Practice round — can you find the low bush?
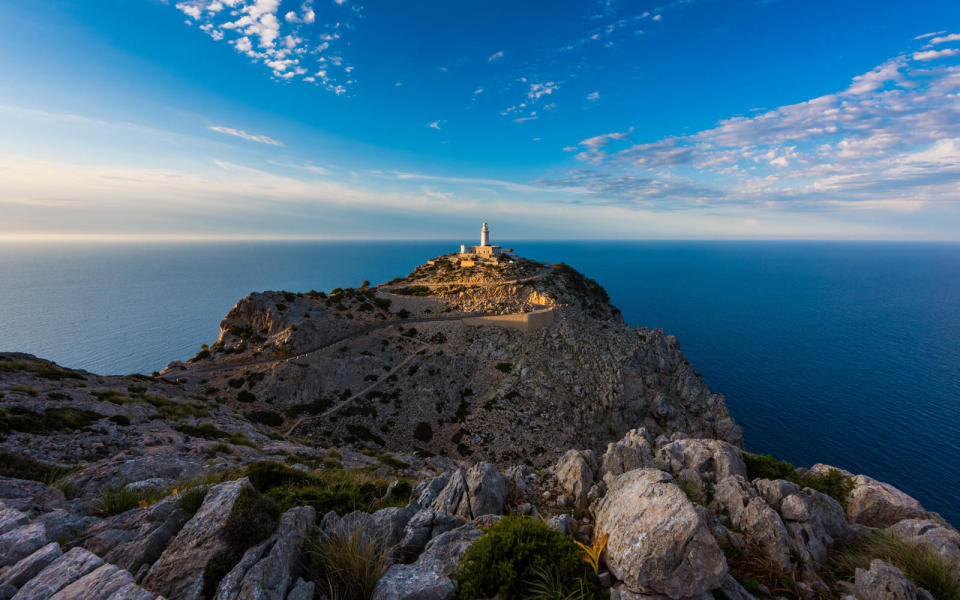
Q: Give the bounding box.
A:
[245,461,409,515]
[0,451,72,482]
[285,397,334,417]
[245,410,284,427]
[452,516,603,600]
[305,520,389,600]
[0,406,102,436]
[237,390,257,403]
[0,359,84,381]
[175,422,230,440]
[98,486,142,516]
[177,485,209,515]
[495,362,512,373]
[413,421,433,443]
[829,531,960,600]
[743,452,854,504]
[11,385,39,397]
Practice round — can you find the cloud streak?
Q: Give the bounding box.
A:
[208,125,283,145]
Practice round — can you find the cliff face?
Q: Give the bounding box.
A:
[162,256,741,465]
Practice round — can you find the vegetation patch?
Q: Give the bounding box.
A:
[305,519,389,600]
[0,359,85,381]
[828,531,960,600]
[743,452,854,504]
[11,385,39,397]
[285,397,334,417]
[452,516,603,600]
[245,461,411,515]
[0,451,74,483]
[392,285,433,296]
[0,406,102,436]
[413,421,433,443]
[495,362,512,373]
[175,422,230,440]
[245,410,284,427]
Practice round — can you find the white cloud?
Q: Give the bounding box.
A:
[488,50,504,62]
[528,82,558,100]
[579,129,631,149]
[914,48,960,61]
[473,88,484,94]
[930,33,960,45]
[652,14,661,21]
[428,120,446,130]
[171,0,355,93]
[208,125,283,145]
[587,91,600,101]
[915,31,945,40]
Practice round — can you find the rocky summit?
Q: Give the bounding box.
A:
[0,254,957,600]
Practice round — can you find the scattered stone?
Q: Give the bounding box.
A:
[655,438,747,488]
[0,542,61,588]
[12,546,104,600]
[47,563,135,600]
[430,463,507,519]
[854,559,927,600]
[599,428,656,481]
[552,450,595,511]
[372,523,482,600]
[0,522,48,568]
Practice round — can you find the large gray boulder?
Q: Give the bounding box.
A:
[552,450,595,511]
[713,475,793,571]
[595,469,727,598]
[371,523,482,600]
[0,504,29,536]
[215,505,315,600]
[141,477,254,600]
[0,478,64,514]
[0,543,61,588]
[396,509,465,561]
[835,470,928,527]
[779,488,850,564]
[11,546,103,600]
[430,463,507,519]
[82,496,189,577]
[854,559,932,600]
[599,428,656,481]
[655,438,747,489]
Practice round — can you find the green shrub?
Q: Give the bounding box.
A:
[177,486,209,515]
[203,486,279,597]
[829,531,960,600]
[397,309,410,319]
[98,486,142,516]
[108,414,131,426]
[743,452,854,504]
[414,421,433,443]
[245,410,284,427]
[175,422,230,440]
[452,516,603,600]
[0,359,84,380]
[11,385,39,397]
[0,451,72,482]
[245,461,408,515]
[189,348,210,363]
[237,390,256,403]
[0,406,102,436]
[228,432,258,448]
[285,397,334,417]
[495,362,512,373]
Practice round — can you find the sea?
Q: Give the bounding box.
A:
[1,240,958,524]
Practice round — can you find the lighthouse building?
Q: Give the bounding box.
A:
[459,221,502,260]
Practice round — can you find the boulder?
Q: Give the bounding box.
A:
[546,514,575,537]
[0,504,29,536]
[430,463,507,519]
[599,428,656,481]
[11,546,103,600]
[714,574,759,600]
[854,559,931,600]
[141,477,254,600]
[779,488,850,564]
[285,578,314,600]
[371,504,419,550]
[47,564,135,600]
[0,523,48,568]
[371,523,482,600]
[552,450,595,511]
[397,509,465,561]
[0,478,64,514]
[82,496,189,576]
[845,474,928,527]
[595,469,727,598]
[752,479,800,511]
[0,543,61,588]
[33,510,95,545]
[713,475,792,571]
[887,519,960,577]
[655,438,747,488]
[102,582,157,600]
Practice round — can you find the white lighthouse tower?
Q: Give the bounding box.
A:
[459,221,502,260]
[480,221,489,247]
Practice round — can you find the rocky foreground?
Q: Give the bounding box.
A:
[0,254,958,600]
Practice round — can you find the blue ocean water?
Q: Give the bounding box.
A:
[0,241,958,524]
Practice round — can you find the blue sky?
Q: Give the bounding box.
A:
[2,0,960,240]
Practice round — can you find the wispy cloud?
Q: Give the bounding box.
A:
[555,44,960,213]
[209,125,283,145]
[488,50,504,62]
[914,48,960,61]
[427,120,446,130]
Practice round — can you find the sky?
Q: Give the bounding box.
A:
[1,0,960,241]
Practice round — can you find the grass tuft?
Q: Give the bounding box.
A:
[305,523,389,600]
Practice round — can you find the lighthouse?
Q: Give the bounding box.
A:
[481,221,489,247]
[458,221,502,260]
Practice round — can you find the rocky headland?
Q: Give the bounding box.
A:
[0,253,957,600]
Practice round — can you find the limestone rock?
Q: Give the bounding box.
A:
[655,438,747,488]
[887,519,960,577]
[104,582,158,600]
[752,478,801,511]
[595,469,727,598]
[0,523,48,568]
[0,543,61,588]
[0,478,64,514]
[599,428,656,481]
[284,578,314,600]
[854,559,927,600]
[372,523,482,600]
[713,475,793,571]
[0,505,29,536]
[82,496,189,576]
[714,574,759,600]
[846,474,928,527]
[552,450,595,511]
[232,506,315,600]
[12,546,104,600]
[47,563,135,600]
[546,514,575,537]
[141,477,254,600]
[397,509,465,561]
[430,463,507,519]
